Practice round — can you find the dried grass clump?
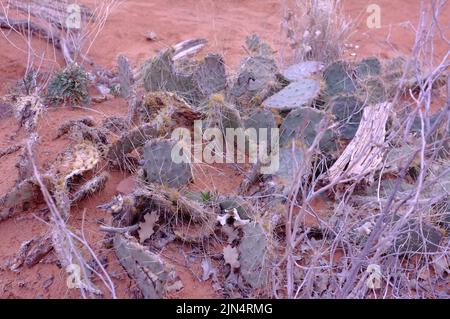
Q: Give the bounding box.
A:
[282,0,354,64]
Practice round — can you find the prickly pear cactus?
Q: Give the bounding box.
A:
[244,108,276,147]
[357,77,387,104]
[142,49,226,106]
[329,95,364,140]
[323,61,356,97]
[245,34,274,57]
[280,107,336,154]
[193,54,228,99]
[143,139,192,188]
[117,54,135,99]
[238,223,269,289]
[282,61,324,82]
[228,55,280,109]
[205,94,243,132]
[262,78,322,111]
[271,141,305,187]
[382,56,419,95]
[354,57,381,79]
[114,234,171,299]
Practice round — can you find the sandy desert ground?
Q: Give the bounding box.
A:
[0,0,448,299]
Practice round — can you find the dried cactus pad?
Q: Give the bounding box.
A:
[262,79,321,111]
[280,107,336,154]
[323,61,356,96]
[143,139,192,188]
[114,234,170,298]
[282,61,324,81]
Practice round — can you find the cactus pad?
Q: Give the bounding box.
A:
[329,95,364,140]
[143,139,192,188]
[282,61,324,82]
[323,61,356,96]
[280,107,336,154]
[262,79,321,111]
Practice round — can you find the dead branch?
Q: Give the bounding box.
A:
[7,0,93,29]
[328,102,392,184]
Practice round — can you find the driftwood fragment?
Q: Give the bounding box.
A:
[328,102,392,184]
[8,0,93,29]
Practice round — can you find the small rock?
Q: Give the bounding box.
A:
[145,31,157,41]
[92,95,107,103]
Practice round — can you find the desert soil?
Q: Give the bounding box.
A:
[0,0,448,299]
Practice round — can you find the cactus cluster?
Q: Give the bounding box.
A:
[228,56,281,109]
[142,49,226,106]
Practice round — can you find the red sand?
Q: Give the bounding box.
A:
[0,0,448,299]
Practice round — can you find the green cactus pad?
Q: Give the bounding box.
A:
[262,79,321,111]
[355,57,381,79]
[143,139,192,188]
[282,61,324,82]
[329,95,364,140]
[323,61,356,96]
[280,107,336,154]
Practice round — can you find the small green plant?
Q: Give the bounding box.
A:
[47,63,91,106]
[200,191,212,203]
